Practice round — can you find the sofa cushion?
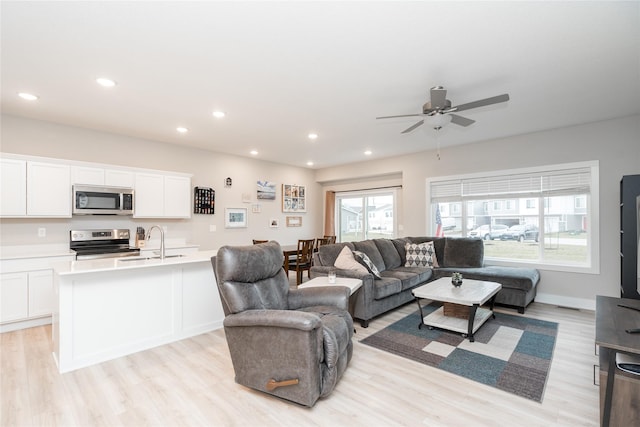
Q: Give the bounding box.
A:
[334,246,368,274]
[353,250,382,279]
[409,236,446,264]
[352,240,386,272]
[404,242,439,268]
[372,277,403,299]
[318,243,354,267]
[381,267,433,291]
[391,238,410,264]
[443,238,484,268]
[437,266,539,292]
[374,239,402,270]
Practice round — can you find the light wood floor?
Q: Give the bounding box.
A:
[1,300,599,426]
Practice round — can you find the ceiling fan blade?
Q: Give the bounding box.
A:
[453,94,510,112]
[430,86,447,108]
[401,120,424,134]
[376,113,422,120]
[449,114,475,127]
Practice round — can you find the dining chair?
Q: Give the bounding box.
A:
[252,239,268,244]
[286,239,315,285]
[315,237,331,251]
[324,235,337,244]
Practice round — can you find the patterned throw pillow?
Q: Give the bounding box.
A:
[404,241,439,268]
[334,246,369,274]
[353,250,382,279]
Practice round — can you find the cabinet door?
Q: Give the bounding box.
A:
[0,158,27,216]
[105,170,134,188]
[134,172,165,217]
[28,270,53,318]
[27,161,71,217]
[0,272,29,323]
[71,166,104,185]
[164,175,191,218]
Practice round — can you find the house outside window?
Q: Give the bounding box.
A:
[427,161,599,273]
[336,189,397,242]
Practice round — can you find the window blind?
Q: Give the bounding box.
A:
[430,166,591,202]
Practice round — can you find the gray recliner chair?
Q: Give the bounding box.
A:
[212,241,353,407]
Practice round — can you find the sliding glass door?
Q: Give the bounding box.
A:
[336,190,396,242]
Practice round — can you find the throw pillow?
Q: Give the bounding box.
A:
[353,250,382,279]
[334,246,369,274]
[404,241,439,268]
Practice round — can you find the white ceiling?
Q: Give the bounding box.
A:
[2,1,639,169]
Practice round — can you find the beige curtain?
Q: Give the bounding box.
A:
[324,191,336,237]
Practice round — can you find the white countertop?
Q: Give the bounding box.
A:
[53,249,218,276]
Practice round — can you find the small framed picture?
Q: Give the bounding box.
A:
[286,216,302,227]
[270,218,279,228]
[225,207,248,228]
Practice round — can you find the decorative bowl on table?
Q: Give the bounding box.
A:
[451,272,463,287]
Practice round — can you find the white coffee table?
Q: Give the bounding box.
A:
[298,277,363,316]
[412,277,502,342]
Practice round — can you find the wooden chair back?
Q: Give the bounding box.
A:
[297,239,315,265]
[324,235,337,244]
[252,239,268,244]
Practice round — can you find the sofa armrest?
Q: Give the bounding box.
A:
[288,286,350,311]
[223,309,322,331]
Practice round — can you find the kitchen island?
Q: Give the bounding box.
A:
[52,250,223,373]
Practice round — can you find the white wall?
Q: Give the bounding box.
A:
[315,115,640,309]
[0,114,322,249]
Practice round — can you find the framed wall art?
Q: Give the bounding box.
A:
[286,216,302,227]
[282,184,306,212]
[225,207,248,228]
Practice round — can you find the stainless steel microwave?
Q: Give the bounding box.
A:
[72,185,134,215]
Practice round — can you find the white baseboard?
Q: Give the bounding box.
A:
[0,316,52,333]
[535,292,595,311]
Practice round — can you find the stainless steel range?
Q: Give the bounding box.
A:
[70,229,140,260]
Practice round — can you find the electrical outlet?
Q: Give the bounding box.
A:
[209,225,216,232]
[38,227,46,237]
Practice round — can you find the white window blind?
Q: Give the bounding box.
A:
[431,167,591,202]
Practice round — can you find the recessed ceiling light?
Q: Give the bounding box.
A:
[176,127,188,134]
[96,77,117,88]
[212,111,226,118]
[250,150,258,155]
[306,161,314,166]
[18,92,38,101]
[308,133,318,140]
[364,150,372,156]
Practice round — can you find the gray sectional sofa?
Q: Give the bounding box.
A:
[310,236,540,328]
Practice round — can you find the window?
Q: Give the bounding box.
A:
[428,162,599,272]
[336,189,397,242]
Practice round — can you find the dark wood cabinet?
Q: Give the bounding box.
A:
[620,175,640,300]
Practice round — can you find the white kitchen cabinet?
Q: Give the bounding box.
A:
[1,270,54,323]
[28,270,54,318]
[71,166,104,185]
[105,169,134,187]
[72,166,134,188]
[27,161,71,217]
[0,158,27,216]
[0,272,29,323]
[164,175,191,218]
[135,173,191,218]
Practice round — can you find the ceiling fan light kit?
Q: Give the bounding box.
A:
[376,86,510,133]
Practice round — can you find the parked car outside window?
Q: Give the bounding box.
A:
[500,224,539,242]
[468,224,508,240]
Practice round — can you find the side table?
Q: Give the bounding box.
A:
[298,277,362,317]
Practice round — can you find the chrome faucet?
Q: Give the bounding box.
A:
[146,225,165,259]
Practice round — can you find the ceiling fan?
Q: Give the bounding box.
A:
[376,86,510,133]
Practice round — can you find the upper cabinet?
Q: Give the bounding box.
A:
[0,158,27,216]
[134,173,191,218]
[72,166,134,188]
[1,153,191,219]
[27,161,71,217]
[1,158,70,218]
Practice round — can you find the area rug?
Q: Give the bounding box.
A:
[360,305,558,402]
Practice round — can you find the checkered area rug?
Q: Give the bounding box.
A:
[360,304,558,402]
